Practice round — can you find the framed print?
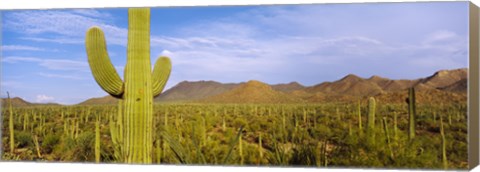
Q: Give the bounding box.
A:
[1,1,479,171]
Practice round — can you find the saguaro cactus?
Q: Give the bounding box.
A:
[95,116,101,163]
[407,87,416,141]
[367,97,376,142]
[7,92,15,154]
[239,135,244,165]
[393,112,398,142]
[357,100,362,131]
[86,8,171,164]
[440,114,448,169]
[258,133,263,163]
[382,117,394,159]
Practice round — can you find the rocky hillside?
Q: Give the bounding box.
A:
[201,80,305,104]
[271,82,305,92]
[1,97,61,107]
[154,80,240,102]
[305,74,385,97]
[77,95,118,105]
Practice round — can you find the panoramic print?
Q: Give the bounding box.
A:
[1,2,470,170]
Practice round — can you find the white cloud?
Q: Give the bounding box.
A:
[152,34,389,76]
[1,81,24,88]
[5,10,127,46]
[36,94,55,103]
[71,9,112,18]
[39,59,88,71]
[178,22,256,39]
[38,72,87,80]
[160,50,173,57]
[145,7,399,80]
[424,30,458,44]
[409,56,463,69]
[2,6,468,87]
[2,45,46,51]
[419,30,466,53]
[20,37,84,44]
[2,56,43,63]
[147,6,467,83]
[2,56,89,71]
[5,11,101,35]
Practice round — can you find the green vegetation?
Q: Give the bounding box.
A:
[1,98,468,169]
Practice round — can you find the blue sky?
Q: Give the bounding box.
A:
[1,2,469,105]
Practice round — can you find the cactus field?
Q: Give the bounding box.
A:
[1,96,468,169]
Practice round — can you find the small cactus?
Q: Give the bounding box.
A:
[382,117,394,159]
[407,87,416,141]
[162,110,169,160]
[357,100,362,131]
[33,135,42,158]
[85,8,171,163]
[239,135,244,165]
[7,92,15,154]
[258,133,263,163]
[95,116,101,163]
[393,112,398,142]
[348,120,352,136]
[303,108,307,124]
[440,114,448,169]
[202,116,207,146]
[155,139,162,163]
[222,116,226,132]
[23,113,28,131]
[367,97,376,142]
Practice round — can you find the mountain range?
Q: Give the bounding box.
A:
[0,97,62,107]
[2,68,468,106]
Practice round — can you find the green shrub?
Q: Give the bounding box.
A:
[289,144,317,166]
[56,137,77,161]
[42,133,60,154]
[14,131,33,148]
[75,131,95,161]
[233,118,248,129]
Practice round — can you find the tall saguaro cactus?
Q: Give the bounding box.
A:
[86,8,172,164]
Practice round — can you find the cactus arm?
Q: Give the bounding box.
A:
[152,56,172,97]
[86,27,124,98]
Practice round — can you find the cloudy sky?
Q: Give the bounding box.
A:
[1,2,469,105]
